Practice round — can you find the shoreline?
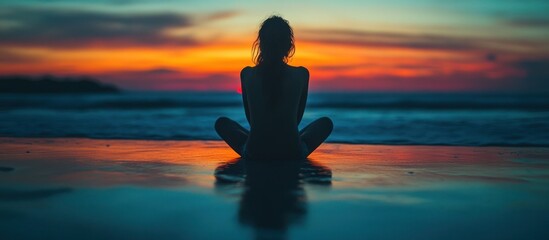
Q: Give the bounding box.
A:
[2,137,548,167]
[1,136,548,148]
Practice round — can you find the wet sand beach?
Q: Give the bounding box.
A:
[1,138,548,240]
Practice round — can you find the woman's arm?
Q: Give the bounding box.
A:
[297,67,310,125]
[240,67,252,124]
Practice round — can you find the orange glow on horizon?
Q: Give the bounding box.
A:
[0,32,532,92]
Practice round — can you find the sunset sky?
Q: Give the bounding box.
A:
[0,0,548,92]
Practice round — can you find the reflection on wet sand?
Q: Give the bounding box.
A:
[215,159,331,239]
[1,138,548,239]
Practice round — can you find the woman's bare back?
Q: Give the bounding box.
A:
[240,65,309,159]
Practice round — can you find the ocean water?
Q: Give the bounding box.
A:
[0,92,548,146]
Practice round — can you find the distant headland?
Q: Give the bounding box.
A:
[0,75,120,94]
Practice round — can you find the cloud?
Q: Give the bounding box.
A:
[309,74,506,92]
[0,7,237,48]
[0,49,42,63]
[309,59,549,93]
[301,28,481,51]
[300,27,549,54]
[485,53,497,62]
[511,59,549,92]
[203,10,240,21]
[96,68,238,91]
[148,74,238,91]
[506,18,549,28]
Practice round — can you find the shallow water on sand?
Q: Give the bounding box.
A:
[1,138,549,240]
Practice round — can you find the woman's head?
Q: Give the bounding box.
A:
[252,16,294,106]
[253,15,295,65]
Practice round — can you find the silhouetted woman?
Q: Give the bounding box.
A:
[215,15,333,160]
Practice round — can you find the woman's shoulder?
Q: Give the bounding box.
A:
[287,65,309,81]
[240,66,254,84]
[287,65,308,72]
[240,66,254,76]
